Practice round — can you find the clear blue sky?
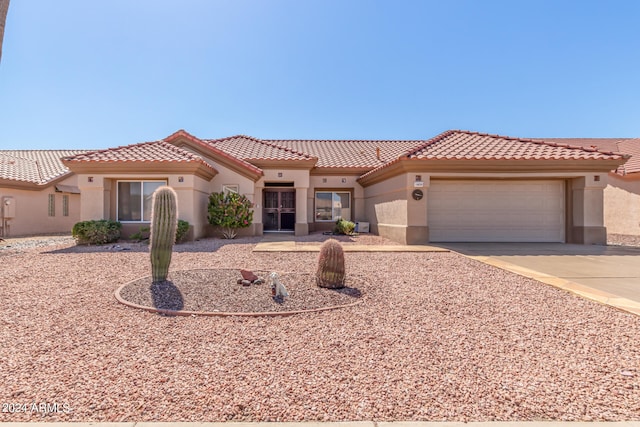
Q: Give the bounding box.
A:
[1,0,639,150]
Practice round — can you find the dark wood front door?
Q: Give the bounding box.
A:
[263,190,295,231]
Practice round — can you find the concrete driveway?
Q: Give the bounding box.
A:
[436,243,640,316]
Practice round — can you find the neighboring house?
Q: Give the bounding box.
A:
[544,138,640,236]
[0,150,87,236]
[0,129,630,244]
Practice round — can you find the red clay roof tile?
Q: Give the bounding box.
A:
[205,135,316,162]
[0,150,88,185]
[406,131,627,161]
[359,130,629,181]
[544,137,640,175]
[164,130,264,176]
[263,139,423,168]
[62,141,216,173]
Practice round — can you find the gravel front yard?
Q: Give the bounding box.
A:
[1,235,639,422]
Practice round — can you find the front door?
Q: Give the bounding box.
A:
[263,190,296,231]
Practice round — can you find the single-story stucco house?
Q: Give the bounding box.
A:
[0,129,634,245]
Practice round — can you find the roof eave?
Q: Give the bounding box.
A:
[61,160,218,181]
[311,166,374,176]
[247,158,318,169]
[165,132,264,181]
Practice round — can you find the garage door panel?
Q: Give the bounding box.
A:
[428,180,565,242]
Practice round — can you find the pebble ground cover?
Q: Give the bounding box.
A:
[0,234,639,422]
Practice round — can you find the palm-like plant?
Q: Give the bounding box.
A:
[0,0,10,63]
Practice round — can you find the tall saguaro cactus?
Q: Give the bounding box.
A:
[316,239,346,289]
[149,186,178,283]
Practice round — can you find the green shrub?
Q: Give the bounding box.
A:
[176,219,190,243]
[130,220,189,244]
[130,226,150,242]
[207,191,254,239]
[72,220,122,245]
[334,218,355,235]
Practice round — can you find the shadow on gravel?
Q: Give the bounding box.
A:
[332,287,362,298]
[150,280,184,312]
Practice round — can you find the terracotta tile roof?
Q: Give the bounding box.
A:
[62,141,215,173]
[359,130,629,181]
[162,130,264,177]
[205,135,315,162]
[544,138,640,175]
[0,150,88,185]
[617,139,640,175]
[406,131,627,160]
[265,139,424,168]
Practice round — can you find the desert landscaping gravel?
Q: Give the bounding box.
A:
[1,234,639,422]
[118,269,363,313]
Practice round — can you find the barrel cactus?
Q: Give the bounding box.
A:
[316,239,346,289]
[149,186,178,283]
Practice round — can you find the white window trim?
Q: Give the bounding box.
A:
[116,180,167,223]
[314,191,351,222]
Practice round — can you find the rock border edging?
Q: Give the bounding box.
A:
[114,269,364,317]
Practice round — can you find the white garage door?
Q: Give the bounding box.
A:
[428,180,565,242]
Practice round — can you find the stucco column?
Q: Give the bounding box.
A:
[78,175,106,221]
[295,187,309,236]
[406,175,429,244]
[570,175,607,244]
[253,183,264,235]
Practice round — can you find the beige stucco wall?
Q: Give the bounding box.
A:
[308,174,364,232]
[205,163,257,237]
[362,170,609,245]
[604,173,640,236]
[77,172,217,240]
[0,175,80,237]
[362,173,413,243]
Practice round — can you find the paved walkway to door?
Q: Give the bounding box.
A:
[437,242,640,316]
[254,233,448,252]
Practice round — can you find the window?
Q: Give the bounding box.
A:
[222,185,239,195]
[117,181,166,222]
[62,195,69,217]
[48,194,55,217]
[315,191,351,221]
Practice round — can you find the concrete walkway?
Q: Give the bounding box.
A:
[254,235,448,253]
[438,242,640,316]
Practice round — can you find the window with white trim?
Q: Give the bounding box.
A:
[315,191,351,221]
[117,181,166,222]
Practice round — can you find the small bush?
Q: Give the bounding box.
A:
[72,220,122,245]
[334,218,355,235]
[207,191,253,239]
[176,219,190,243]
[130,226,150,242]
[130,220,189,243]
